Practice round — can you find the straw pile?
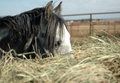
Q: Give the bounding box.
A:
[0,35,120,83]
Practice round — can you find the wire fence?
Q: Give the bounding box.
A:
[63,11,120,38]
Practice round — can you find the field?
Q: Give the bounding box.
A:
[66,20,120,38]
[0,35,120,83]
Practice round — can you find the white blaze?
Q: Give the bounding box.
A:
[55,24,72,54]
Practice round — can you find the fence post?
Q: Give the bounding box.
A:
[114,22,116,35]
[89,14,93,35]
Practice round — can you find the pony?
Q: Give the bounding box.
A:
[0,1,72,58]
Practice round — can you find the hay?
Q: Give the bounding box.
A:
[0,36,120,83]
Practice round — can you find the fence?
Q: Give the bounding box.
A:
[63,11,120,38]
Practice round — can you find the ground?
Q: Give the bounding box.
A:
[0,35,120,83]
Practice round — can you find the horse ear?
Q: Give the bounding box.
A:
[45,1,53,18]
[54,1,62,16]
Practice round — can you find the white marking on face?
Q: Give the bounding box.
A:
[55,24,72,54]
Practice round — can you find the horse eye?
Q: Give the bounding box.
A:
[55,41,61,47]
[41,33,45,37]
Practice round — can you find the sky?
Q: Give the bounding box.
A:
[0,0,120,19]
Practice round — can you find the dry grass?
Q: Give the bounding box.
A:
[0,35,120,83]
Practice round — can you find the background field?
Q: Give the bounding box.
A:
[66,20,120,39]
[64,12,120,40]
